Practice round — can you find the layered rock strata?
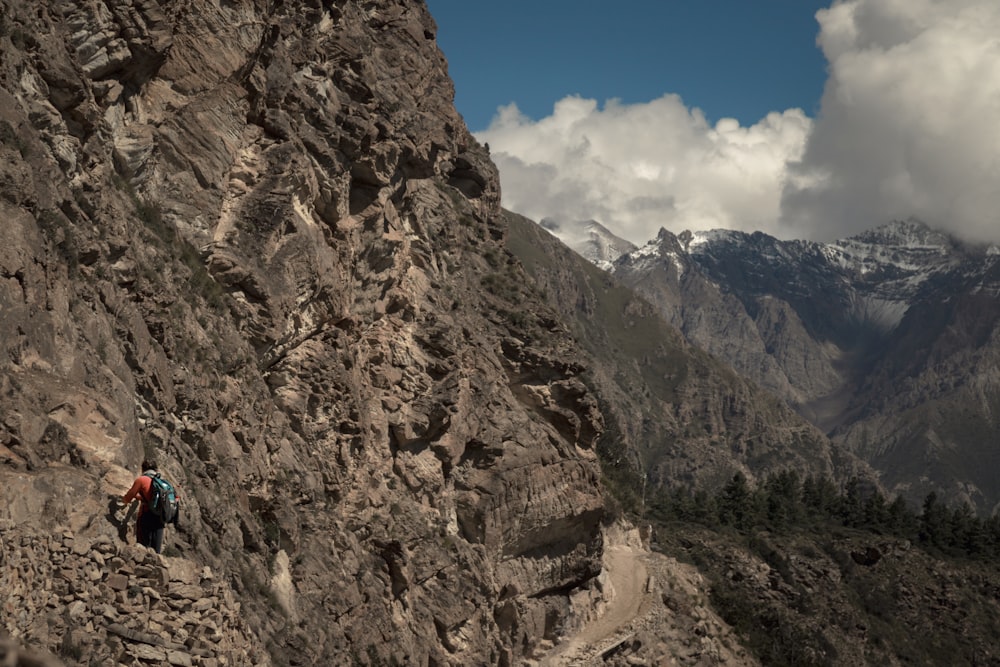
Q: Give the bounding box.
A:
[0,0,605,663]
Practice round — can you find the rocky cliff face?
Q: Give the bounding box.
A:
[0,1,608,663]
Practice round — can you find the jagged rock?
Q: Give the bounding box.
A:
[850,547,882,567]
[1,530,262,665]
[0,0,601,663]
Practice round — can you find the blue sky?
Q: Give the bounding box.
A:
[427,0,829,131]
[425,1,1000,246]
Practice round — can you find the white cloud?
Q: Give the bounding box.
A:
[782,0,1000,243]
[478,0,1000,246]
[477,96,812,246]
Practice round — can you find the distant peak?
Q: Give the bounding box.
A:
[561,218,637,269]
[679,228,757,253]
[844,219,953,249]
[581,219,608,232]
[655,227,675,243]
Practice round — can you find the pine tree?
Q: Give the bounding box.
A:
[863,490,890,532]
[919,491,953,550]
[839,477,865,527]
[950,501,984,556]
[717,472,753,529]
[802,474,839,523]
[886,495,917,537]
[763,470,802,532]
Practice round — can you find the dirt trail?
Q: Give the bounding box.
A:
[542,545,651,665]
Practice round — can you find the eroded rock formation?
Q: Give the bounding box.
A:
[0,1,606,663]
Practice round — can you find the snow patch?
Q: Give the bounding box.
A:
[850,295,909,331]
[685,229,737,251]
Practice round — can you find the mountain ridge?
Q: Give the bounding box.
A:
[606,218,1000,511]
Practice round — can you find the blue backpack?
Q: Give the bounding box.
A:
[145,472,179,524]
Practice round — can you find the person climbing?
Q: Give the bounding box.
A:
[121,458,180,553]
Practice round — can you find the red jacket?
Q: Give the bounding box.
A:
[122,475,154,517]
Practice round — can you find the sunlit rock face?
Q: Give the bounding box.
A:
[0,1,606,663]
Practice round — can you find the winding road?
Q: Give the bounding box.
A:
[542,545,651,665]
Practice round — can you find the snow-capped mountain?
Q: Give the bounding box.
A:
[611,219,1000,512]
[541,218,637,270]
[680,219,973,332]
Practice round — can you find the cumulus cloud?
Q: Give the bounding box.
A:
[478,96,812,246]
[782,0,1000,243]
[478,0,1000,246]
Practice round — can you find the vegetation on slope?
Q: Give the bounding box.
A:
[504,210,1000,665]
[643,473,1000,666]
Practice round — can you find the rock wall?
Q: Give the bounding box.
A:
[1,526,264,666]
[0,0,605,663]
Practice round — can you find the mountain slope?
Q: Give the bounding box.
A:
[0,2,608,663]
[5,1,997,664]
[504,210,870,495]
[613,220,1000,511]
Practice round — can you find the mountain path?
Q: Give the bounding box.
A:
[541,545,652,665]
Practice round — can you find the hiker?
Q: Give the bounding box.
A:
[121,458,179,553]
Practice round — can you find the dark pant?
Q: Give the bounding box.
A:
[137,511,165,553]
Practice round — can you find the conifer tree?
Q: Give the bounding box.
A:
[919,491,953,550]
[717,472,753,529]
